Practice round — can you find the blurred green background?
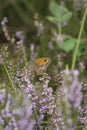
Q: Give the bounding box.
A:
[0,0,87,67]
[0,0,87,43]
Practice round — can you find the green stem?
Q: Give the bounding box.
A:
[2,62,16,93]
[58,23,62,35]
[71,7,87,69]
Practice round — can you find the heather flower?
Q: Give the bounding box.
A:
[48,82,64,130]
[0,91,17,129]
[1,18,27,70]
[18,71,54,129]
[63,69,83,108]
[16,31,25,42]
[0,87,36,130]
[47,69,83,130]
[15,30,27,64]
[48,41,54,50]
[34,14,44,37]
[59,69,83,129]
[73,0,87,10]
[1,17,15,43]
[52,33,68,46]
[30,43,39,60]
[57,53,65,69]
[0,54,3,64]
[0,89,6,104]
[78,62,85,71]
[79,106,87,125]
[78,82,87,129]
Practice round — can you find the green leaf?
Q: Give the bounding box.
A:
[48,2,72,24]
[77,42,85,58]
[59,37,76,53]
[49,2,62,18]
[46,16,60,24]
[60,12,72,23]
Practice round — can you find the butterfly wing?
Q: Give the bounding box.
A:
[33,57,51,75]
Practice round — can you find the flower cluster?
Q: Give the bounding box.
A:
[34,13,44,37]
[0,87,36,130]
[1,17,15,43]
[60,70,83,129]
[17,73,54,129]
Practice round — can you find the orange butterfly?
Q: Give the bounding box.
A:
[22,57,51,80]
[33,57,51,75]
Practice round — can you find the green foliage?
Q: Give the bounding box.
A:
[47,2,72,24]
[46,2,77,54]
[59,37,76,53]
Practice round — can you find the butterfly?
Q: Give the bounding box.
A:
[21,57,51,81]
[33,57,51,75]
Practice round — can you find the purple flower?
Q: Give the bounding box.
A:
[0,89,6,104]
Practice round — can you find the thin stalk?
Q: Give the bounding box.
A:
[2,62,16,93]
[58,23,62,35]
[71,7,87,69]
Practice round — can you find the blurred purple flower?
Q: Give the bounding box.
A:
[0,89,6,104]
[63,70,83,108]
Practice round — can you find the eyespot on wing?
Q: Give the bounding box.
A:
[33,57,51,66]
